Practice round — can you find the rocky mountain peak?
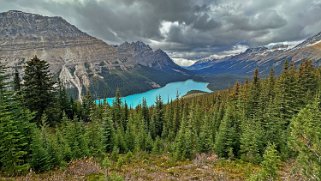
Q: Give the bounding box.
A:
[244,47,268,54]
[294,31,321,48]
[119,41,152,52]
[0,10,86,40]
[5,10,24,15]
[0,10,190,99]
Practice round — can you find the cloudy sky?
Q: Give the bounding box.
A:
[1,0,321,66]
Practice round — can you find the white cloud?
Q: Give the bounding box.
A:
[205,44,249,59]
[1,0,321,61]
[159,21,179,37]
[172,58,196,66]
[265,40,304,49]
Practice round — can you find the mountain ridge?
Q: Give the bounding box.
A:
[0,10,192,99]
[189,31,321,76]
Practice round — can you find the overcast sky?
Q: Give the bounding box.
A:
[1,0,321,66]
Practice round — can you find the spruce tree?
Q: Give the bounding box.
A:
[86,119,106,157]
[214,103,239,158]
[248,144,281,181]
[57,78,72,119]
[30,119,51,172]
[114,127,127,153]
[240,119,264,163]
[163,104,174,140]
[174,111,194,160]
[63,119,89,159]
[141,98,150,131]
[13,66,21,92]
[124,116,137,151]
[198,115,213,153]
[289,100,321,180]
[247,69,261,119]
[0,63,34,175]
[153,96,164,138]
[297,60,318,106]
[103,111,115,152]
[23,55,55,125]
[112,88,123,127]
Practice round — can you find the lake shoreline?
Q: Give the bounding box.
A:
[96,79,212,107]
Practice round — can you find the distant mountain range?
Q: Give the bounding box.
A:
[1,10,321,98]
[0,10,191,99]
[188,32,321,76]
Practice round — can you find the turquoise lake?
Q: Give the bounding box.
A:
[96,79,212,107]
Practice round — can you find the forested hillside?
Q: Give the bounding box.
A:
[1,56,321,180]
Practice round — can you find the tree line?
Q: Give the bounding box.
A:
[0,56,320,180]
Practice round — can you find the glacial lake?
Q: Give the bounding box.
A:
[96,79,212,108]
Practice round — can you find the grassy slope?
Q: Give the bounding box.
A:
[3,153,302,181]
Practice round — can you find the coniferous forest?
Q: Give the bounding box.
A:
[1,56,321,180]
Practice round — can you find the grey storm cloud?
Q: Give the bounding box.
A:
[1,0,321,64]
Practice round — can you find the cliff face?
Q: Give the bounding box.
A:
[0,10,190,99]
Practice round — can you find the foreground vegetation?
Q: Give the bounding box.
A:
[1,56,321,180]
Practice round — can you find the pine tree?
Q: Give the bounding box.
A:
[247,69,261,119]
[240,119,264,163]
[46,131,64,169]
[123,101,129,129]
[149,113,157,139]
[103,111,115,152]
[174,111,194,160]
[55,120,71,162]
[163,103,174,139]
[173,94,181,135]
[214,103,239,158]
[82,92,94,122]
[141,98,150,131]
[260,144,281,180]
[114,127,127,153]
[153,96,164,138]
[86,119,106,158]
[57,78,72,119]
[124,116,137,151]
[248,144,281,181]
[0,63,34,175]
[297,60,318,106]
[63,119,89,159]
[152,137,163,154]
[273,62,300,157]
[13,66,21,92]
[134,112,152,152]
[289,100,321,180]
[198,115,213,153]
[275,61,300,126]
[30,119,51,172]
[112,88,123,128]
[23,55,55,125]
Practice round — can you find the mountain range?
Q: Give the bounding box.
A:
[189,32,321,76]
[1,10,321,98]
[0,10,191,99]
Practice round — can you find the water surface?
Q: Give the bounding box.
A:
[96,79,211,107]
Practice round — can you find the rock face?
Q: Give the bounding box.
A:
[0,10,190,99]
[189,32,321,76]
